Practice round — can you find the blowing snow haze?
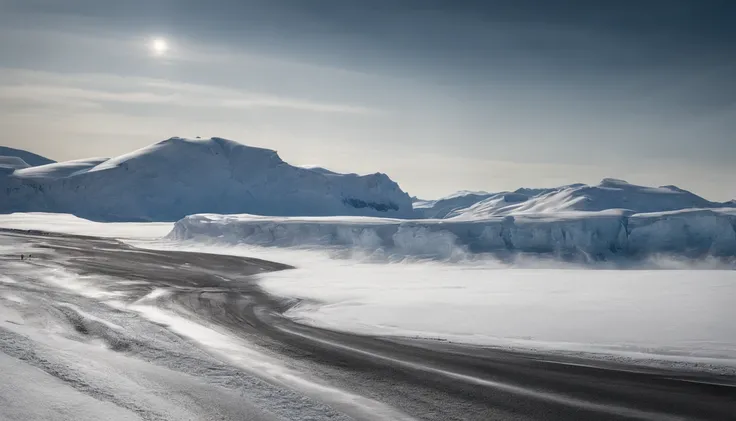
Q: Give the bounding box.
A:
[0,0,735,200]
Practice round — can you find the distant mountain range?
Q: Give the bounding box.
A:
[1,138,733,222]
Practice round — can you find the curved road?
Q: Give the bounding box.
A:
[2,229,734,420]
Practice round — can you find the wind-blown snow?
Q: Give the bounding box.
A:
[169,208,736,260]
[1,137,414,221]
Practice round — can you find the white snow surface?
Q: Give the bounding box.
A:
[170,209,736,259]
[0,229,406,421]
[1,137,414,221]
[163,208,736,368]
[1,213,734,371]
[136,240,736,372]
[269,265,736,366]
[0,212,172,239]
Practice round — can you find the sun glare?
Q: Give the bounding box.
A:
[150,38,169,55]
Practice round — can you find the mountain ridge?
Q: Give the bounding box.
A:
[1,137,413,221]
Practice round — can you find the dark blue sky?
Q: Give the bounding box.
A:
[1,0,734,198]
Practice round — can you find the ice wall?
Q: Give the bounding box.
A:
[169,209,736,260]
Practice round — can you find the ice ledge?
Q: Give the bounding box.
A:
[168,208,736,261]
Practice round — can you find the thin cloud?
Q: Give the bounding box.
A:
[0,68,376,114]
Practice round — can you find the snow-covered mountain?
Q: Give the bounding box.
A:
[3,137,733,230]
[413,190,496,219]
[0,156,32,174]
[1,137,414,221]
[0,146,56,167]
[417,178,734,219]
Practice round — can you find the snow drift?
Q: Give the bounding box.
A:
[1,137,414,221]
[169,208,736,260]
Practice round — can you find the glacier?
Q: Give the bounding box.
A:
[0,137,414,221]
[169,208,736,260]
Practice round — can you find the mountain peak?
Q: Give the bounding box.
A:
[1,136,413,221]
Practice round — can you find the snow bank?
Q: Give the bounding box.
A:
[1,137,414,221]
[169,209,736,260]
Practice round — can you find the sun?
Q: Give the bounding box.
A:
[150,38,169,55]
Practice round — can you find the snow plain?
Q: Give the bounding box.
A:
[266,264,736,366]
[137,238,736,372]
[0,212,172,239]
[3,212,735,373]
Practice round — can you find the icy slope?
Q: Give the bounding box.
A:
[14,158,110,179]
[1,137,414,221]
[170,208,736,260]
[419,179,732,219]
[0,146,56,167]
[413,191,496,219]
[0,156,31,175]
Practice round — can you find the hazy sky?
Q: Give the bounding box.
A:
[1,0,734,200]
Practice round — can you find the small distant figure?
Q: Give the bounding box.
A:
[28,254,32,260]
[20,254,24,261]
